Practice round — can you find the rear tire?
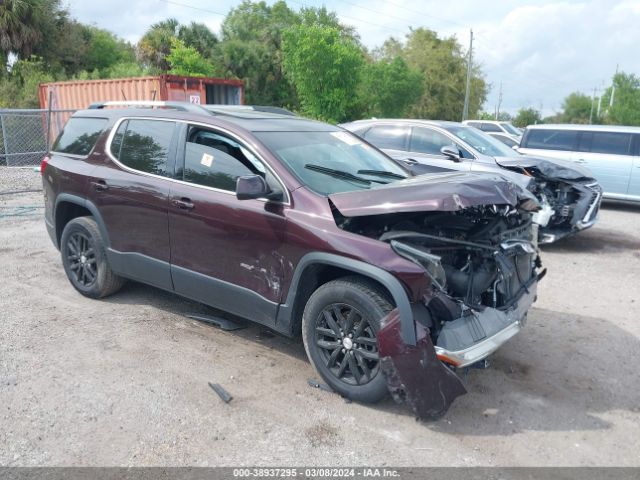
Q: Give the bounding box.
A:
[302,276,393,403]
[60,216,125,298]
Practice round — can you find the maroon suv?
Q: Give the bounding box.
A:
[42,101,544,419]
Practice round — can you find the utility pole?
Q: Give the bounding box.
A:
[609,63,619,108]
[589,87,597,124]
[462,29,473,121]
[495,81,503,120]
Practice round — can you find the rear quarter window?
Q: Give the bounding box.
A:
[522,129,578,151]
[52,117,108,155]
[580,131,633,155]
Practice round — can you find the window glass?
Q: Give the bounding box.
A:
[52,117,107,155]
[255,130,408,196]
[180,127,267,192]
[443,125,519,157]
[523,129,577,151]
[484,123,502,132]
[500,122,521,135]
[589,132,632,155]
[114,119,175,176]
[363,126,409,150]
[492,134,518,147]
[410,127,455,155]
[466,122,481,128]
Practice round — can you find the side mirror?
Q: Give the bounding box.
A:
[236,175,270,200]
[512,145,520,151]
[440,145,461,162]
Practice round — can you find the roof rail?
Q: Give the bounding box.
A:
[88,100,209,114]
[202,105,298,117]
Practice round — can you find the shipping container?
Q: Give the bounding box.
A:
[39,75,244,110]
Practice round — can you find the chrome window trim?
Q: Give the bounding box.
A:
[104,116,291,206]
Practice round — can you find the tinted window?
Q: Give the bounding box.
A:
[410,127,454,155]
[180,127,266,192]
[363,126,409,150]
[466,122,482,128]
[112,120,175,176]
[481,123,502,132]
[523,129,578,151]
[586,132,632,155]
[52,117,107,155]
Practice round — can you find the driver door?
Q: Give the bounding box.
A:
[168,124,288,328]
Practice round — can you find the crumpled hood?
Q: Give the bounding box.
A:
[329,171,539,217]
[495,155,594,181]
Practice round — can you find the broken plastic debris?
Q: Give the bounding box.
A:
[307,378,334,393]
[208,382,233,403]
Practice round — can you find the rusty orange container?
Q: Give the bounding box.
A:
[39,75,244,110]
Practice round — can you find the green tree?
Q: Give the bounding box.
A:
[137,18,179,71]
[0,0,57,61]
[282,24,363,122]
[513,107,541,128]
[166,37,214,77]
[359,56,423,118]
[395,28,487,121]
[0,56,53,107]
[559,92,592,124]
[178,22,218,59]
[217,0,299,106]
[600,72,640,126]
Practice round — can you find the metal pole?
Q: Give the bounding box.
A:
[589,87,596,124]
[45,90,53,151]
[462,29,473,121]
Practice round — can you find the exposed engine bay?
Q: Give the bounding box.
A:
[499,163,603,243]
[335,204,543,363]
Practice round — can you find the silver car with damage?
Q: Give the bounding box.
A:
[341,119,603,244]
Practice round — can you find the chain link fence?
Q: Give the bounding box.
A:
[0,109,75,167]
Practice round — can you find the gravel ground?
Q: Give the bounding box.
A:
[1,167,639,466]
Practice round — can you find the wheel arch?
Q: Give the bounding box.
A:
[276,252,416,345]
[54,194,110,249]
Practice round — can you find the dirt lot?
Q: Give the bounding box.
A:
[1,168,639,466]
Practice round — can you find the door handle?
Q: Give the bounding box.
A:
[90,180,108,191]
[576,159,587,164]
[172,197,194,210]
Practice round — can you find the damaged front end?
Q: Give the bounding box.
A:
[497,157,603,243]
[331,176,544,419]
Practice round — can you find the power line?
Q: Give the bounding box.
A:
[156,0,227,17]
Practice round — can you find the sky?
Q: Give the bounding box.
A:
[65,0,640,117]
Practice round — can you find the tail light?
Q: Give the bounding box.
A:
[40,156,49,175]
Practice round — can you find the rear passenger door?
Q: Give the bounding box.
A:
[574,131,634,196]
[87,118,177,290]
[168,124,288,328]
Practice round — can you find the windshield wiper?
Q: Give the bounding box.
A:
[357,169,406,180]
[305,164,386,184]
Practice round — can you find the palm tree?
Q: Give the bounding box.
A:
[0,0,48,58]
[137,18,180,71]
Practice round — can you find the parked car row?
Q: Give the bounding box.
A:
[341,119,602,243]
[42,101,616,420]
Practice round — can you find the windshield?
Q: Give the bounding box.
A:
[254,130,409,195]
[500,122,521,136]
[444,126,520,158]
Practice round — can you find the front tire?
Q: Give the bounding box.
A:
[302,276,393,403]
[60,216,125,298]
